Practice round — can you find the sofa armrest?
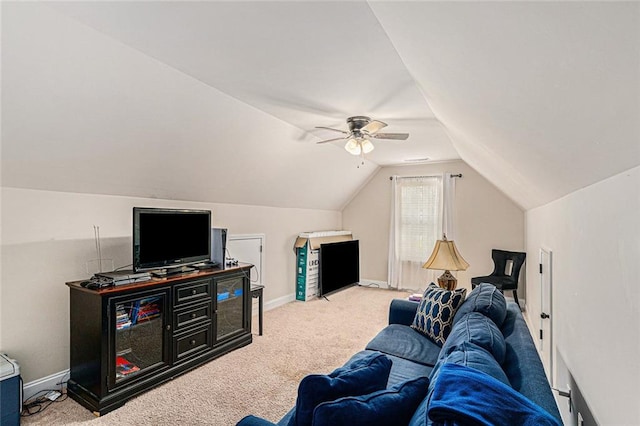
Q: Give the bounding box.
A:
[236,415,277,426]
[389,299,419,326]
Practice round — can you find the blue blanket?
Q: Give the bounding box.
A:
[428,363,561,426]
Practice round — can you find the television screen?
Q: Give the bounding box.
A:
[319,240,359,297]
[133,207,211,273]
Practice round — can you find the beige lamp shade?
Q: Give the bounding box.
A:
[423,236,469,290]
[423,237,469,271]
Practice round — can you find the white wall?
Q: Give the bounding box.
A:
[525,165,640,424]
[0,187,340,382]
[342,160,525,294]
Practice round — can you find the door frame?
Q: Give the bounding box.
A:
[539,247,553,385]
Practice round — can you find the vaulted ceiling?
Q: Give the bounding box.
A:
[2,2,639,211]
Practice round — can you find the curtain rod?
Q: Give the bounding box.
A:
[389,173,462,180]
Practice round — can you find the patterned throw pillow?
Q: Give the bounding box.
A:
[411,283,467,346]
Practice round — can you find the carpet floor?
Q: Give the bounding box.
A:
[22,285,409,425]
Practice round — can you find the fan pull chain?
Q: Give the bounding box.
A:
[357,142,365,168]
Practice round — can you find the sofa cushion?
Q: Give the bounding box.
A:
[411,283,467,346]
[365,324,442,367]
[311,377,429,426]
[440,341,510,386]
[288,352,392,426]
[440,312,507,364]
[427,363,561,426]
[453,282,507,327]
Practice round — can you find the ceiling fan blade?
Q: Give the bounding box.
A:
[371,132,410,140]
[316,137,347,144]
[361,120,387,134]
[315,126,349,135]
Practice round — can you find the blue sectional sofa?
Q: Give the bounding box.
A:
[238,283,562,426]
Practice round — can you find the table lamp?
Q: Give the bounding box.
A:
[423,235,469,290]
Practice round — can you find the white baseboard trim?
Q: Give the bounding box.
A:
[23,369,69,401]
[264,293,295,311]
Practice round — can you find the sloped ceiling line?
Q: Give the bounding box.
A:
[3,1,639,212]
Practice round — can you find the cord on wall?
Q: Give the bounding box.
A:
[85,225,113,275]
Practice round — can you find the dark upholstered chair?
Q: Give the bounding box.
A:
[471,249,526,308]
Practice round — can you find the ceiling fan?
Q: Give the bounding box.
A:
[316,116,409,158]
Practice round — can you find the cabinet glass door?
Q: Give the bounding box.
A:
[215,274,246,341]
[111,289,169,387]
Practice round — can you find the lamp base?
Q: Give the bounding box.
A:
[437,270,457,291]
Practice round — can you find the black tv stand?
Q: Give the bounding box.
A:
[66,265,253,415]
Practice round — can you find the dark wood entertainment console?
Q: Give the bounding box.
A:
[66,264,253,415]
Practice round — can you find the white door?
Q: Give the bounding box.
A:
[539,248,553,384]
[226,234,264,287]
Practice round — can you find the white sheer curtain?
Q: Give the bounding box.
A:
[442,172,456,240]
[388,173,458,291]
[388,175,443,291]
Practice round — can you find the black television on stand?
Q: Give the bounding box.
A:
[133,207,212,276]
[319,240,360,297]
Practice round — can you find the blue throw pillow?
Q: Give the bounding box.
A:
[289,353,392,426]
[411,283,467,346]
[311,376,430,426]
[328,351,390,378]
[440,312,507,364]
[453,282,507,327]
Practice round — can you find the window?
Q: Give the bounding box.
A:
[388,175,443,290]
[398,177,442,262]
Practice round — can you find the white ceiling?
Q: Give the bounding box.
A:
[2,1,639,211]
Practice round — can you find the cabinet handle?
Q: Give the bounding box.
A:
[166,325,171,331]
[191,313,197,319]
[191,289,197,295]
[190,339,196,346]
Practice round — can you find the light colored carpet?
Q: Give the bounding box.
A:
[23,285,409,425]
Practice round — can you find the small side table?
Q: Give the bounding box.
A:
[250,284,264,336]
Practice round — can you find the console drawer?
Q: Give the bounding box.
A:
[173,323,213,363]
[174,278,212,306]
[174,301,212,331]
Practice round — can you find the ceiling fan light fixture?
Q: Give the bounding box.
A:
[345,138,362,155]
[317,116,407,162]
[361,139,375,154]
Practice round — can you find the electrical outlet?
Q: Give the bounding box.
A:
[577,412,584,426]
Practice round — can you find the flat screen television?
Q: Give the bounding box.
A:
[319,240,360,297]
[133,207,211,274]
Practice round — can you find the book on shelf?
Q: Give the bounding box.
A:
[116,306,132,329]
[115,356,140,378]
[136,303,160,322]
